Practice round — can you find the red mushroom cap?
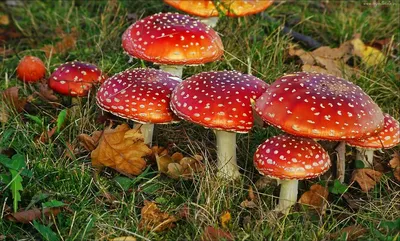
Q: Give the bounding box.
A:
[255,72,385,140]
[16,56,46,83]
[48,61,105,97]
[121,12,224,65]
[164,0,274,18]
[96,68,181,124]
[170,70,269,133]
[347,113,400,149]
[254,135,331,180]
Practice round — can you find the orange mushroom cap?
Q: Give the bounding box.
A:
[16,56,46,83]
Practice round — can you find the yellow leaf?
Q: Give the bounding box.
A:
[156,154,175,174]
[219,211,231,229]
[138,200,177,232]
[351,38,386,66]
[0,14,10,25]
[351,169,382,192]
[91,124,152,176]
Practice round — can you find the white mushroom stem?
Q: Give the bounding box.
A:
[136,123,154,147]
[355,148,374,168]
[336,141,346,183]
[275,179,298,214]
[198,17,219,28]
[215,130,241,179]
[159,65,183,79]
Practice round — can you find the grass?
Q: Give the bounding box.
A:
[1,0,400,240]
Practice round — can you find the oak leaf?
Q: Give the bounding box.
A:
[138,200,177,232]
[91,124,152,176]
[351,169,382,192]
[299,184,329,213]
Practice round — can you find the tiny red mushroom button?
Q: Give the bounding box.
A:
[255,72,385,140]
[254,135,331,180]
[121,12,223,65]
[96,68,180,124]
[170,70,269,133]
[48,61,105,97]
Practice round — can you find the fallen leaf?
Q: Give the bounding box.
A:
[63,142,76,160]
[248,186,255,201]
[1,87,28,113]
[240,200,257,209]
[138,200,177,232]
[77,131,103,151]
[0,15,10,25]
[201,226,233,241]
[352,38,386,66]
[329,225,368,241]
[110,237,137,241]
[91,124,152,176]
[255,176,276,190]
[351,169,382,192]
[156,151,205,180]
[219,211,231,229]
[389,152,400,181]
[35,82,59,102]
[156,154,176,174]
[41,28,78,58]
[299,184,329,213]
[5,207,61,223]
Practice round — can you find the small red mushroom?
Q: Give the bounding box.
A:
[347,113,399,167]
[16,56,46,83]
[170,70,268,178]
[164,0,274,27]
[255,72,384,182]
[122,12,224,78]
[48,61,105,97]
[254,134,331,213]
[96,68,181,146]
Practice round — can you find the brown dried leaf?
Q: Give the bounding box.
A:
[1,87,27,113]
[110,237,137,241]
[5,207,61,223]
[329,225,368,240]
[299,184,329,213]
[389,152,400,181]
[63,142,76,160]
[351,169,382,192]
[248,186,255,201]
[240,200,257,209]
[38,126,57,143]
[77,131,103,151]
[35,82,59,102]
[0,15,10,25]
[219,211,231,229]
[156,154,175,174]
[138,200,177,232]
[201,226,233,241]
[91,124,152,176]
[166,156,205,180]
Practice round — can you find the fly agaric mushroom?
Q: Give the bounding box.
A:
[96,68,180,146]
[121,12,223,78]
[164,0,274,27]
[170,70,268,179]
[254,134,331,213]
[347,113,399,167]
[16,56,46,83]
[48,61,105,97]
[255,72,384,182]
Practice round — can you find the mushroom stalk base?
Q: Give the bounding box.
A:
[336,141,346,183]
[215,130,240,179]
[138,123,154,147]
[199,17,219,28]
[275,179,298,214]
[356,148,374,168]
[159,65,183,79]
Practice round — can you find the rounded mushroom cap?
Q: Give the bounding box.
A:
[16,56,46,83]
[255,72,384,140]
[96,68,181,124]
[254,134,331,180]
[170,70,269,133]
[48,61,105,97]
[347,113,400,149]
[164,0,273,18]
[121,12,224,65]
